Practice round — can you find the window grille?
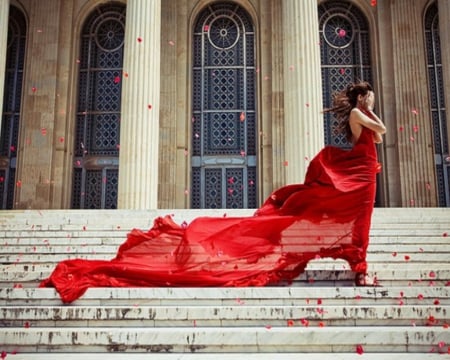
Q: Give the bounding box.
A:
[72,3,125,209]
[319,1,372,148]
[191,2,257,209]
[425,2,449,207]
[0,6,26,209]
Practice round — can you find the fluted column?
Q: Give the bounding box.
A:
[118,0,161,209]
[438,0,450,146]
[0,0,9,139]
[282,0,323,184]
[391,0,436,206]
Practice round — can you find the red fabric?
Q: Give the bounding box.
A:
[40,127,380,303]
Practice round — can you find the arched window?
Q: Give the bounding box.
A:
[424,2,449,207]
[319,1,372,148]
[191,2,257,209]
[0,6,26,209]
[72,3,125,209]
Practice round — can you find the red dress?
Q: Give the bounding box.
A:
[40,127,380,303]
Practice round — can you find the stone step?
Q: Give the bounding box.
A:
[0,326,447,353]
[1,252,448,264]
[2,354,448,360]
[2,268,449,288]
[1,243,449,254]
[0,208,448,357]
[1,304,448,327]
[1,287,448,306]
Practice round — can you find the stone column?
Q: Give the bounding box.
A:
[391,0,436,206]
[118,0,161,209]
[0,0,9,138]
[282,0,323,184]
[438,0,450,146]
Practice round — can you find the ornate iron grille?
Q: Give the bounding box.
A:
[425,2,449,207]
[0,6,26,209]
[72,3,125,209]
[192,2,257,209]
[319,1,372,148]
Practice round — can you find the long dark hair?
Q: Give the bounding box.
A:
[324,81,373,141]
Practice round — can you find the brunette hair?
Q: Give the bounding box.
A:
[324,81,373,141]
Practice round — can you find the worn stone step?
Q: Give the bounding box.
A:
[2,354,448,360]
[0,271,448,290]
[1,304,448,327]
[1,287,448,306]
[0,326,447,353]
[1,251,448,265]
[1,243,449,254]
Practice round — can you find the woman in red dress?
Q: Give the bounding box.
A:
[41,82,386,303]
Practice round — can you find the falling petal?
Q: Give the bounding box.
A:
[413,125,419,132]
[417,294,424,300]
[434,299,440,305]
[356,344,364,355]
[41,128,47,136]
[114,76,121,84]
[392,252,397,257]
[338,29,346,37]
[339,68,345,75]
[265,325,272,330]
[168,40,175,46]
[203,25,209,32]
[399,126,404,132]
[240,112,245,122]
[31,86,37,93]
[443,232,448,237]
[59,137,65,143]
[411,108,419,115]
[404,255,410,261]
[429,271,436,278]
[287,319,295,327]
[371,0,377,6]
[137,37,142,42]
[283,160,289,166]
[148,104,152,110]
[16,180,22,188]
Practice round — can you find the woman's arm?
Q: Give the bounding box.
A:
[350,108,386,135]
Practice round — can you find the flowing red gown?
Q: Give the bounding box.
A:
[40,127,380,303]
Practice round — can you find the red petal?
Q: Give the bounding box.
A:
[356,344,364,355]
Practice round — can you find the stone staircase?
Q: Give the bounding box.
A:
[0,208,449,359]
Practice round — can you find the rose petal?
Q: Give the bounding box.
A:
[356,344,364,355]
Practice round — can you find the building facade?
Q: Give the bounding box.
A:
[0,0,449,210]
